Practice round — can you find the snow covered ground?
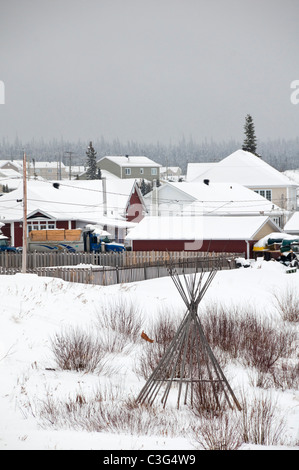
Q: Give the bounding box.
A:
[0,260,298,451]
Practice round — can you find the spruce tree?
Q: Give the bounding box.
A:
[242,114,258,155]
[86,141,97,179]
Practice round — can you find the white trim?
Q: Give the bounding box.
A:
[27,219,56,235]
[11,221,15,247]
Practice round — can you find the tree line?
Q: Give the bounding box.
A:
[1,131,299,174]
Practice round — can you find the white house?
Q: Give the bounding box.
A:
[0,159,69,180]
[160,166,182,181]
[0,168,23,192]
[144,180,285,227]
[186,150,298,214]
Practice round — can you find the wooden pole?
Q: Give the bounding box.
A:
[22,151,27,273]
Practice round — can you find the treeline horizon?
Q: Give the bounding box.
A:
[0,135,299,173]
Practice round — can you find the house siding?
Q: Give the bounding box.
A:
[98,158,160,181]
[131,239,251,256]
[1,224,11,241]
[2,219,77,248]
[127,188,145,222]
[97,158,122,178]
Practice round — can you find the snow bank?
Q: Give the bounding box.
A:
[0,261,298,450]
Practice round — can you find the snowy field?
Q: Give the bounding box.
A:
[0,260,298,451]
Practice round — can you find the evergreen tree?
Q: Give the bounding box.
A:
[140,178,150,195]
[85,141,97,179]
[242,114,258,156]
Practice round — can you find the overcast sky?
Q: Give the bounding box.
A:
[0,0,298,145]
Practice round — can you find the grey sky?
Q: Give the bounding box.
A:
[0,0,298,144]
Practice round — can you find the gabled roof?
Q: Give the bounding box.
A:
[125,215,281,241]
[0,160,23,169]
[187,150,297,187]
[0,179,140,224]
[98,155,162,167]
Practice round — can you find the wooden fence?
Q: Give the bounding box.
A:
[0,250,244,269]
[0,253,241,286]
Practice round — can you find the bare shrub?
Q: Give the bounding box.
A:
[200,303,243,359]
[191,389,289,449]
[270,361,299,390]
[240,390,287,446]
[273,287,299,323]
[239,317,295,373]
[50,327,107,373]
[190,410,243,450]
[96,298,144,353]
[202,303,295,375]
[190,381,229,416]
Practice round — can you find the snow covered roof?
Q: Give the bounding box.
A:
[0,160,67,170]
[98,156,162,167]
[0,179,138,225]
[160,167,181,173]
[186,150,297,187]
[77,168,120,180]
[145,181,283,216]
[0,160,23,171]
[284,212,299,234]
[186,162,218,182]
[125,215,280,241]
[0,168,22,178]
[283,169,299,185]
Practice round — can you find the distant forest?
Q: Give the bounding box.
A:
[0,135,299,174]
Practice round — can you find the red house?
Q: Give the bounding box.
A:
[125,215,282,258]
[0,179,144,248]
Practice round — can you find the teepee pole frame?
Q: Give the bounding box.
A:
[136,265,242,411]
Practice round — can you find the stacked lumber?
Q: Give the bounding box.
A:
[29,229,81,241]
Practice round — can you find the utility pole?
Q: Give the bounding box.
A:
[102,177,107,216]
[22,151,28,274]
[65,151,75,180]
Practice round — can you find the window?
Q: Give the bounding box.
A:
[140,168,144,174]
[151,168,157,176]
[125,168,131,176]
[27,220,56,235]
[272,216,281,227]
[254,189,272,201]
